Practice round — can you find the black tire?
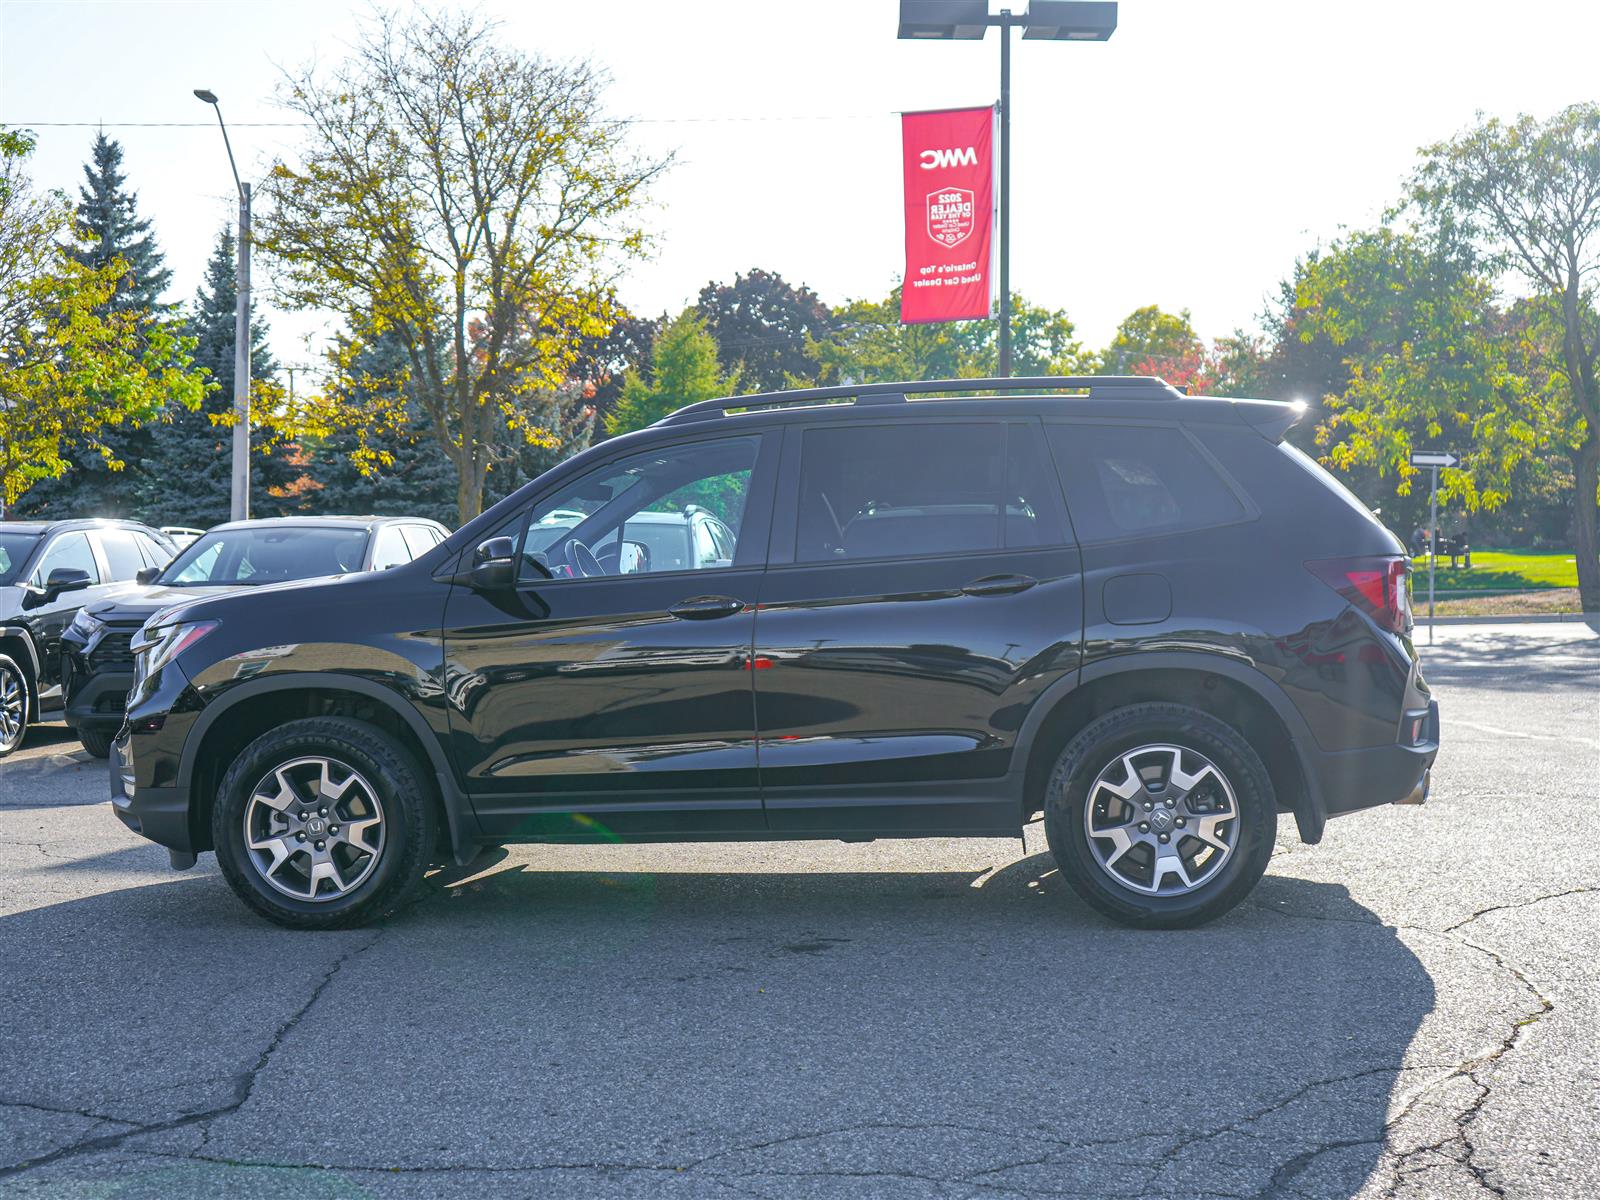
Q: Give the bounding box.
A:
[0,654,29,758]
[1044,702,1276,929]
[78,727,113,759]
[213,717,437,929]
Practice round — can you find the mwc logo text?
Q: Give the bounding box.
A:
[918,147,978,170]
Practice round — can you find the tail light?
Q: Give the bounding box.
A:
[1306,556,1412,634]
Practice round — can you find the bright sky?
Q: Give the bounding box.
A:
[3,0,1597,372]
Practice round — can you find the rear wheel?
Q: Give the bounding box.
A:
[212,717,437,929]
[1044,703,1276,928]
[78,728,113,759]
[0,655,28,757]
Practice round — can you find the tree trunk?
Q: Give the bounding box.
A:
[1574,436,1600,614]
[455,458,486,527]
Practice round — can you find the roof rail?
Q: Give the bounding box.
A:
[654,375,1181,426]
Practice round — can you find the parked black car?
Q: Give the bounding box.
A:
[109,377,1438,930]
[64,516,448,758]
[0,520,176,756]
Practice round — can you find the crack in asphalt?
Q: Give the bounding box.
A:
[0,929,384,1180]
[1441,886,1597,933]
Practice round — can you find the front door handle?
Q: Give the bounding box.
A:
[962,574,1037,597]
[668,595,746,620]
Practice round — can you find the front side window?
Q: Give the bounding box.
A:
[510,436,760,581]
[370,525,413,571]
[31,532,100,586]
[1046,423,1245,541]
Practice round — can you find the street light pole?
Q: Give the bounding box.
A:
[193,88,250,522]
[898,2,1116,377]
[997,10,1013,377]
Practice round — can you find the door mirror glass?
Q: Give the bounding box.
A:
[618,539,652,575]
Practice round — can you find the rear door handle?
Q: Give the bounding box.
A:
[962,574,1037,597]
[668,595,747,620]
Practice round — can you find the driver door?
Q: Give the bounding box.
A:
[441,430,780,840]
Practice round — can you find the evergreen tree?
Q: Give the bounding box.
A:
[17,134,175,519]
[604,313,737,436]
[72,133,172,311]
[140,228,304,526]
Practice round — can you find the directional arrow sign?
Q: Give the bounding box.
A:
[1410,451,1459,468]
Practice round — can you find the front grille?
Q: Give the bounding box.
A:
[89,628,139,672]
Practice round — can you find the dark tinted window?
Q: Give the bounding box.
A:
[1005,423,1071,548]
[796,422,1006,562]
[97,529,146,580]
[1047,423,1244,540]
[0,533,41,585]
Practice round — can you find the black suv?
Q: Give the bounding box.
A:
[109,378,1438,930]
[0,519,175,756]
[63,516,449,758]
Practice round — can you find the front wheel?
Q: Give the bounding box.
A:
[213,717,437,929]
[1044,703,1276,929]
[0,655,28,757]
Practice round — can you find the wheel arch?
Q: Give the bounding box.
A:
[0,625,42,724]
[179,672,477,861]
[1013,652,1326,844]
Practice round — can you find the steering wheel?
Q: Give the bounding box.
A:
[565,539,604,578]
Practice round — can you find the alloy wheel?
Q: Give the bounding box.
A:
[1082,743,1238,897]
[243,756,386,902]
[0,666,24,746]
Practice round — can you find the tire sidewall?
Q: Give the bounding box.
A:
[213,720,430,927]
[0,655,28,756]
[1045,704,1276,928]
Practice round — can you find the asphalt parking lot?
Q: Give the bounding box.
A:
[1,622,1595,1200]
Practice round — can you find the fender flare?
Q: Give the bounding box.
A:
[1009,649,1327,844]
[0,625,43,722]
[179,671,479,862]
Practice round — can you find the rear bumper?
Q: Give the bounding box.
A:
[1299,698,1438,834]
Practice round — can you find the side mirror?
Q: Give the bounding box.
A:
[468,536,517,591]
[619,539,651,575]
[136,566,162,585]
[43,567,92,603]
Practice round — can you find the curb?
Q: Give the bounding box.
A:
[1423,612,1600,626]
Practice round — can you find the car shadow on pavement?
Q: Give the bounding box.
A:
[1,853,1432,1198]
[1420,629,1599,691]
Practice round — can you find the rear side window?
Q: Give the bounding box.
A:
[370,525,412,570]
[133,531,172,568]
[96,529,146,580]
[797,422,1003,562]
[1047,423,1245,541]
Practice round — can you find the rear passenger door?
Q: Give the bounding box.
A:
[752,417,1083,835]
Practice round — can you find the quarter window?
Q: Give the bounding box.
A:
[1047,423,1245,540]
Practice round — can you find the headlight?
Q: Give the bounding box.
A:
[132,619,218,683]
[67,609,106,640]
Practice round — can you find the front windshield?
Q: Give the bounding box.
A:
[158,526,370,587]
[0,532,41,586]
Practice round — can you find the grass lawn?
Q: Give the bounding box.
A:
[1416,549,1579,592]
[1412,548,1584,615]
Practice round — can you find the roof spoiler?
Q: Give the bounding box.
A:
[1231,398,1306,444]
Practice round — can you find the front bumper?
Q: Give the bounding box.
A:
[64,664,134,734]
[109,658,204,857]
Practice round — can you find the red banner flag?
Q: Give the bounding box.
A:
[900,106,995,325]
